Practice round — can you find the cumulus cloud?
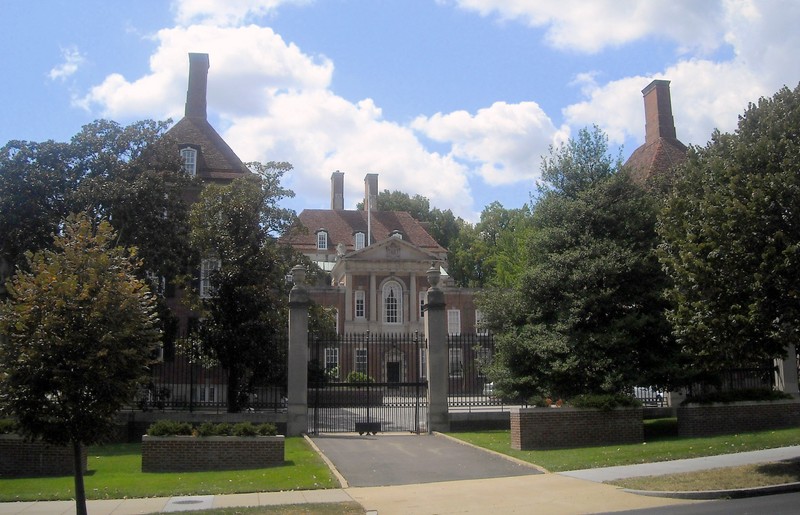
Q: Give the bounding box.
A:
[412,101,565,186]
[48,46,85,81]
[447,0,726,54]
[172,0,308,27]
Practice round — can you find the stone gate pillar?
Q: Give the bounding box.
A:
[287,265,310,436]
[775,343,800,397]
[424,265,450,432]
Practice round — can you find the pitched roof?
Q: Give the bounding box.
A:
[166,116,249,181]
[625,136,687,188]
[289,209,447,255]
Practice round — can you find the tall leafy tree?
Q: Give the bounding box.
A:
[659,84,800,379]
[0,213,160,515]
[479,126,674,399]
[189,164,297,412]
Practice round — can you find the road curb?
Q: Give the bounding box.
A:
[624,481,800,500]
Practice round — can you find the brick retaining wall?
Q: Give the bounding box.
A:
[511,407,643,450]
[677,400,800,437]
[141,435,285,472]
[0,436,88,477]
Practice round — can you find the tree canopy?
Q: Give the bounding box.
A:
[188,165,297,412]
[659,83,800,378]
[479,126,674,400]
[0,213,160,515]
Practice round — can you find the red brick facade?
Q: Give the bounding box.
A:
[0,436,87,477]
[141,435,284,472]
[677,400,800,437]
[511,408,643,450]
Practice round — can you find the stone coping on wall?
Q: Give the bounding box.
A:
[141,435,285,472]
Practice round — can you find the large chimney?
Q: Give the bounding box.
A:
[331,171,344,210]
[642,79,677,144]
[185,53,209,119]
[364,174,378,212]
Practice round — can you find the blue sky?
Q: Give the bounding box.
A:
[3,0,799,221]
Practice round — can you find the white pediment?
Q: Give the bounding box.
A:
[329,236,443,279]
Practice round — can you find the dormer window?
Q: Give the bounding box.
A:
[180,147,197,177]
[390,230,403,240]
[354,231,365,250]
[316,230,328,250]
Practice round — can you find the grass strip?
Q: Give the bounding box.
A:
[608,459,800,491]
[165,503,365,514]
[0,437,338,502]
[447,422,800,472]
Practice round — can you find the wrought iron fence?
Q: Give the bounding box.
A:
[132,338,288,412]
[446,333,515,408]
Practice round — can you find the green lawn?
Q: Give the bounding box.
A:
[0,437,338,502]
[448,420,800,472]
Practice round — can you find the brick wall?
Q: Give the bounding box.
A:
[678,400,800,437]
[141,435,284,472]
[0,436,87,477]
[511,407,643,450]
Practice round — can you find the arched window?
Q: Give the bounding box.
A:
[316,230,328,250]
[383,281,403,324]
[180,147,197,176]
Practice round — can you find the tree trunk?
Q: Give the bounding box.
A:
[72,439,87,515]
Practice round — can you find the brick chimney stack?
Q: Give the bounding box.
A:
[643,79,677,144]
[185,53,209,119]
[331,171,344,210]
[364,174,378,212]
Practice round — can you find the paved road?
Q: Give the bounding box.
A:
[310,432,541,487]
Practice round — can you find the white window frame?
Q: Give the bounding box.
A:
[316,230,328,250]
[475,310,488,335]
[181,147,197,177]
[200,257,221,298]
[355,290,366,319]
[355,348,368,375]
[448,348,464,378]
[383,281,403,324]
[354,232,365,250]
[324,348,339,379]
[419,292,426,319]
[419,348,427,379]
[447,309,461,336]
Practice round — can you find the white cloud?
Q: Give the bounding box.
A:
[412,101,564,186]
[447,0,726,54]
[172,0,310,27]
[48,46,85,81]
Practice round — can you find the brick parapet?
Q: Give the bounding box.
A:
[0,435,87,477]
[511,407,643,450]
[677,400,800,437]
[141,435,285,472]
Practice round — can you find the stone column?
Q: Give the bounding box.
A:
[287,265,310,436]
[409,272,417,323]
[775,343,800,397]
[369,272,377,324]
[424,265,450,432]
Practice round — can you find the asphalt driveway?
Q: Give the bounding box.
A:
[310,432,541,487]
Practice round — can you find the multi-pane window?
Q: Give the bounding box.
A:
[419,292,426,319]
[419,348,428,379]
[447,309,461,336]
[475,310,488,335]
[355,348,368,374]
[383,281,402,324]
[180,147,197,176]
[354,232,365,250]
[200,258,221,298]
[316,231,328,250]
[448,348,464,378]
[324,348,339,379]
[355,290,365,319]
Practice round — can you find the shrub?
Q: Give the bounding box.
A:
[256,423,278,436]
[147,420,192,436]
[569,393,642,411]
[0,419,18,434]
[196,422,220,437]
[345,371,374,384]
[232,422,258,437]
[682,388,793,405]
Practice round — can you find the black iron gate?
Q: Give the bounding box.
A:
[308,332,428,434]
